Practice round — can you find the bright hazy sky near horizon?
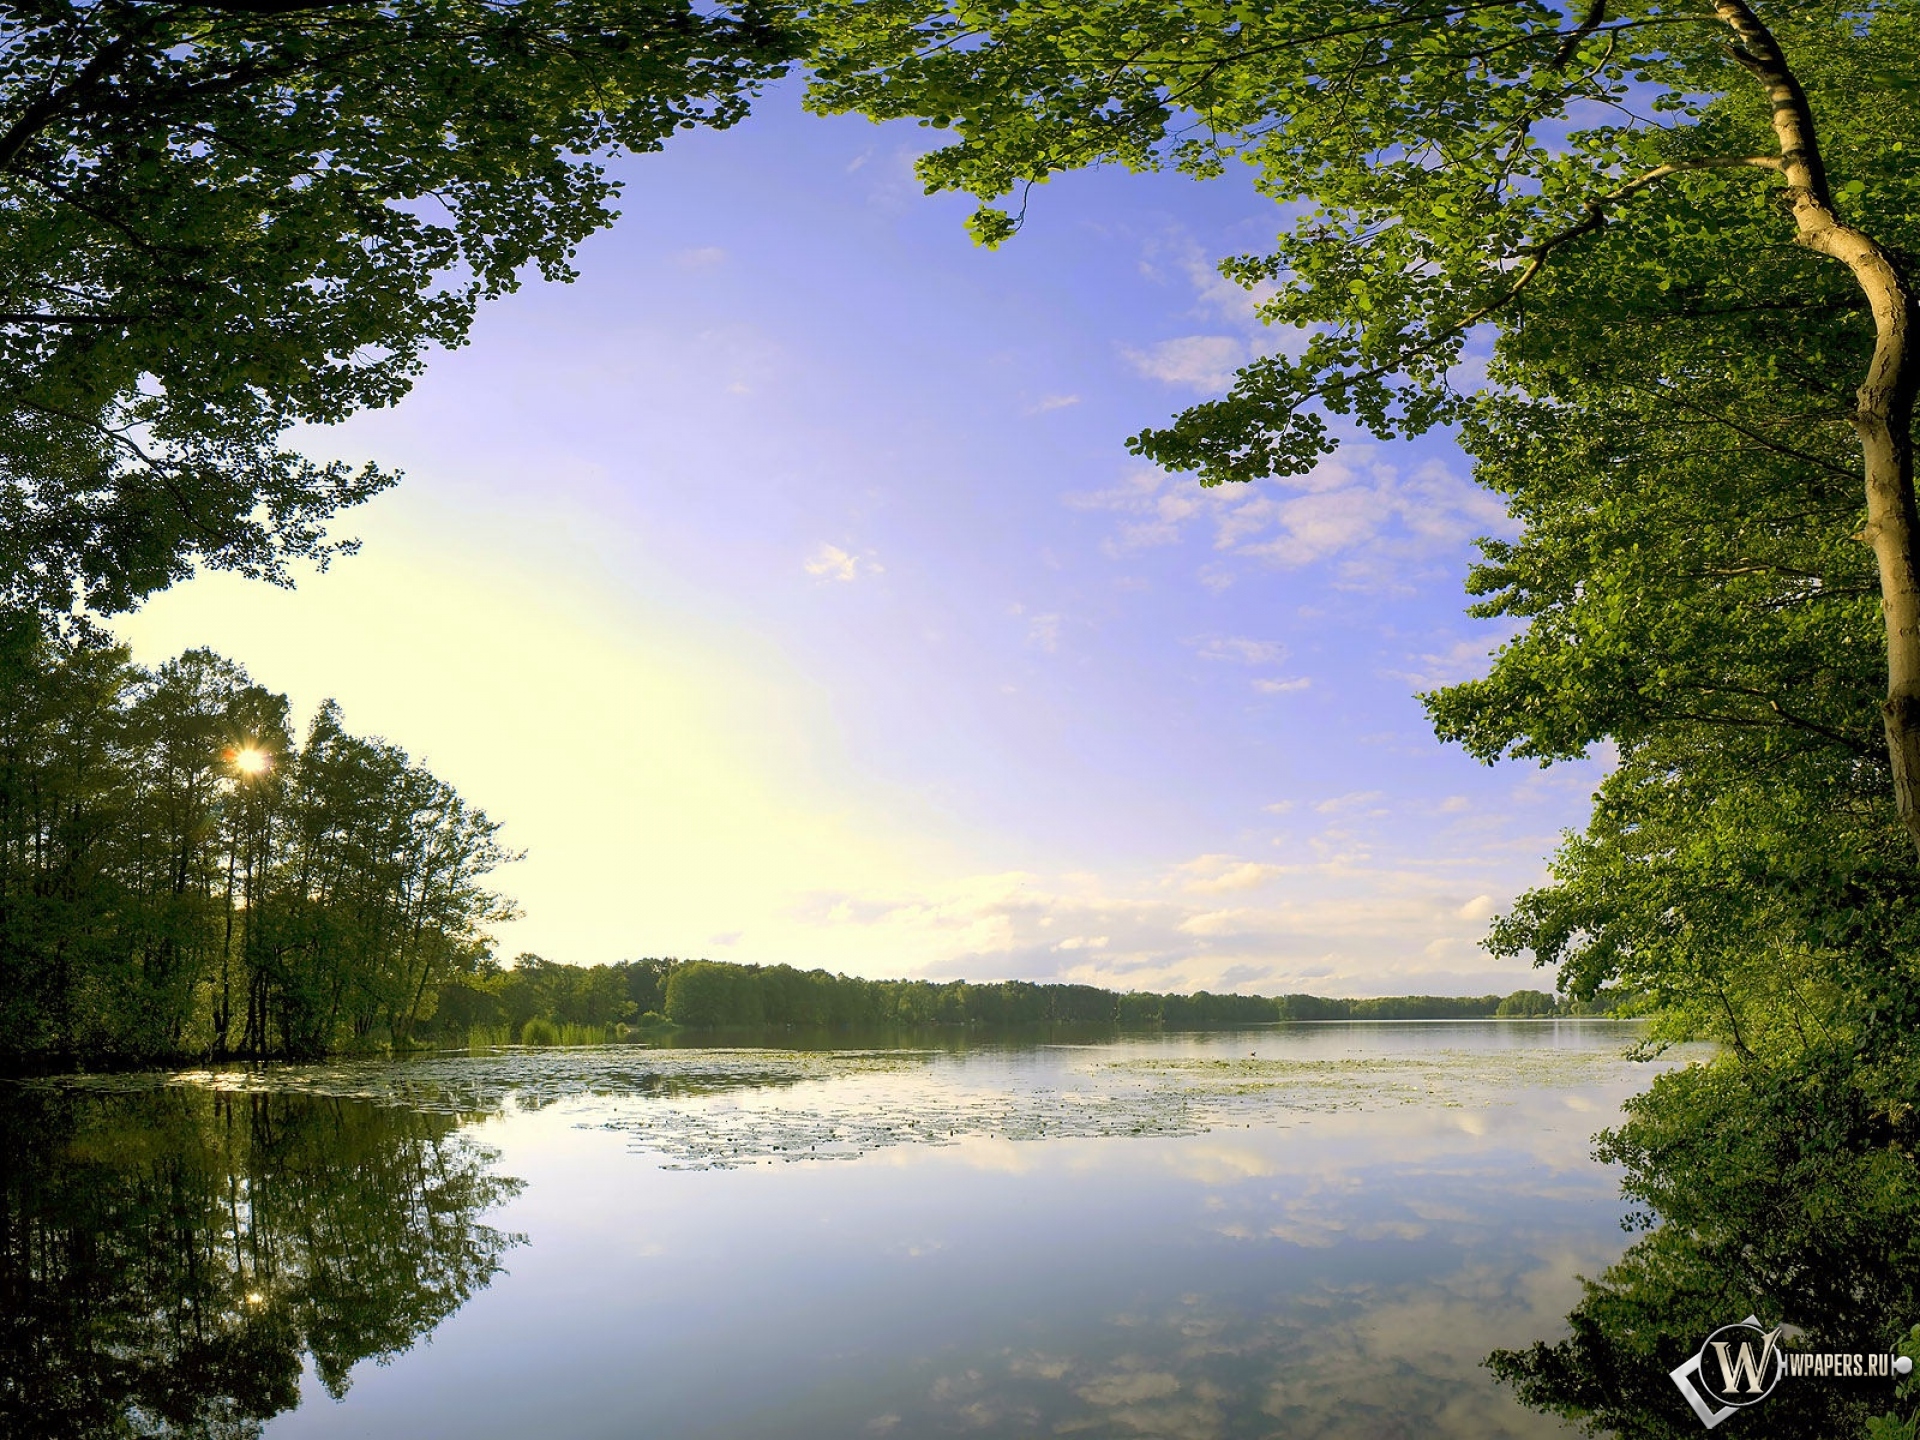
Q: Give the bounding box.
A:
[118,82,1604,998]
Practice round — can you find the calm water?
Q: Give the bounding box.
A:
[4,1022,1679,1440]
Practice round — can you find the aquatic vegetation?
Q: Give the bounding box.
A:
[30,1027,1677,1173]
[591,1042,1672,1171]
[520,1018,559,1047]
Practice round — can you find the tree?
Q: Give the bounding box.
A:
[663,957,762,1026]
[1406,158,1920,1427]
[1494,988,1555,1017]
[804,0,1920,852]
[0,0,796,622]
[0,632,517,1065]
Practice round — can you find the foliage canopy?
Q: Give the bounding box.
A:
[0,0,795,621]
[0,628,515,1063]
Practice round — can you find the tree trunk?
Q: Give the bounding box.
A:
[1716,0,1920,858]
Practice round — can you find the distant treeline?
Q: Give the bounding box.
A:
[424,956,1625,1046]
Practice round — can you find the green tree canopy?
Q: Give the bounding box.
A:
[0,626,517,1065]
[0,0,795,622]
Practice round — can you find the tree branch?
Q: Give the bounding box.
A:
[1551,0,1608,69]
[1318,157,1782,401]
[0,28,143,172]
[0,313,140,327]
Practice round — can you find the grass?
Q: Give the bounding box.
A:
[458,1017,670,1050]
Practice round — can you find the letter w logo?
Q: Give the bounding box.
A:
[1711,1328,1782,1395]
[1671,1317,1786,1428]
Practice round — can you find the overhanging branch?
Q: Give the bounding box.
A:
[0,313,139,327]
[1316,156,1782,402]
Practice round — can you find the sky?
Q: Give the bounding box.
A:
[118,82,1605,998]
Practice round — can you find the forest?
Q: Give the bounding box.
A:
[463,956,1582,1038]
[0,628,513,1066]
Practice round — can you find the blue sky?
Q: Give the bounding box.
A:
[121,82,1603,996]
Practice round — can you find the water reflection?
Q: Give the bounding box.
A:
[1492,1050,1916,1436]
[6,1024,1685,1440]
[0,1086,523,1440]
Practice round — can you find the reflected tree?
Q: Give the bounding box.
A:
[1490,1052,1919,1437]
[0,1084,522,1439]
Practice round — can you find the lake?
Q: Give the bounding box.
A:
[3,1021,1678,1439]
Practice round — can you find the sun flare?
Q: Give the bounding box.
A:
[229,746,272,776]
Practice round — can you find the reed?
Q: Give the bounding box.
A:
[463,1025,512,1051]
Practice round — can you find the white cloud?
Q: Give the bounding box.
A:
[1026,612,1063,653]
[1136,230,1283,331]
[804,543,882,583]
[1121,334,1246,391]
[1173,855,1295,896]
[675,246,727,269]
[1382,638,1497,690]
[1182,248,1278,327]
[1065,470,1202,556]
[1192,636,1288,666]
[1065,453,1509,589]
[1183,636,1311,695]
[1456,894,1498,921]
[1180,858,1284,895]
[1119,232,1310,406]
[774,848,1539,998]
[1315,790,1385,815]
[1025,393,1081,414]
[1065,470,1163,513]
[1175,907,1258,938]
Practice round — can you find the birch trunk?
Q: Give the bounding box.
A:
[1716,0,1920,858]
